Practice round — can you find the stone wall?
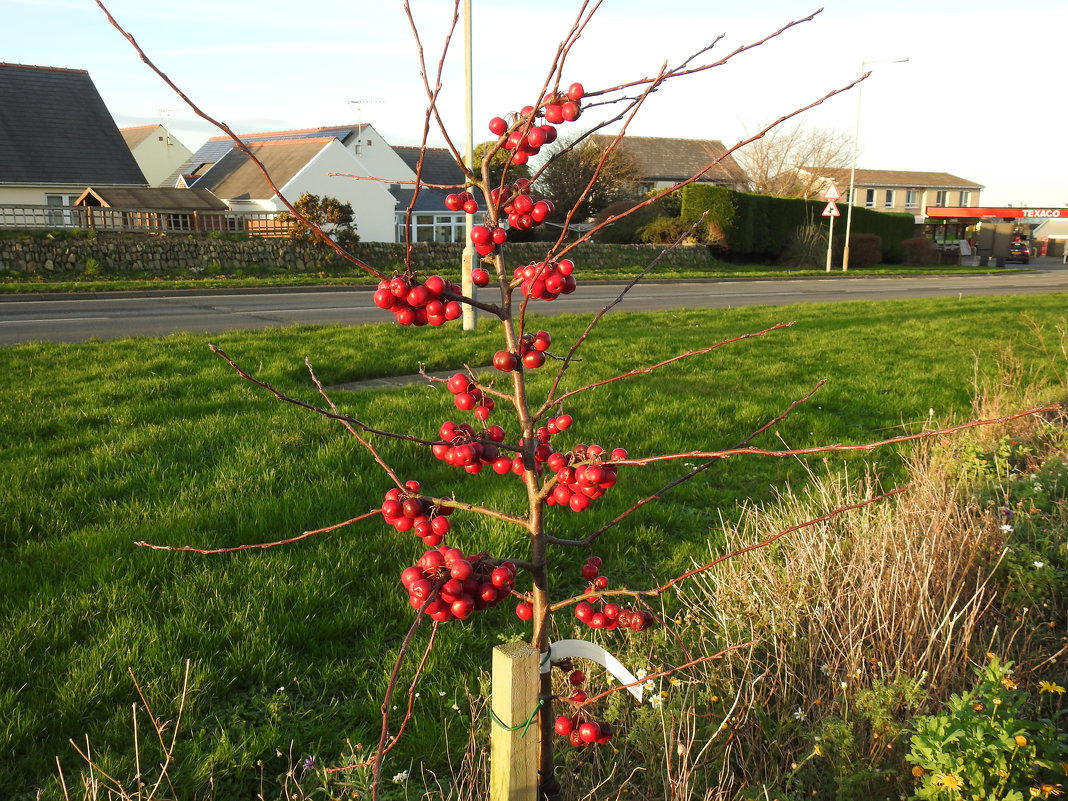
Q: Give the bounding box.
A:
[0,232,717,276]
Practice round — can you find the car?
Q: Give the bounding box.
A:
[1007,240,1031,264]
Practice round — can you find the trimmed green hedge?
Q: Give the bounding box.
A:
[680,185,916,263]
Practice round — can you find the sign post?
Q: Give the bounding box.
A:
[821,182,841,272]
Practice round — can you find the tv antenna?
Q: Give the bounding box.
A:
[347,100,385,153]
[157,107,178,146]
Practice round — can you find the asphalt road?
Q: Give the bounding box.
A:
[1,266,1066,346]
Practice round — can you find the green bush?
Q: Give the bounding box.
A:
[833,233,883,269]
[903,237,941,266]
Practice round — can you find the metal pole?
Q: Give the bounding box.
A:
[843,58,907,272]
[825,211,834,272]
[842,61,864,273]
[461,0,477,331]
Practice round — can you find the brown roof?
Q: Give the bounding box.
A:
[74,186,227,210]
[192,137,335,199]
[803,167,983,190]
[590,135,748,187]
[119,124,159,149]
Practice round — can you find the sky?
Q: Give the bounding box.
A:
[3,0,1066,207]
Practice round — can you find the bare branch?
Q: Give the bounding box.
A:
[134,510,379,553]
[94,0,385,280]
[616,405,1060,467]
[546,322,796,410]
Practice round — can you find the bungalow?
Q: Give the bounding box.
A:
[588,135,749,195]
[0,62,147,213]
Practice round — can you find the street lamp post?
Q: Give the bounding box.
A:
[842,57,908,272]
[461,0,477,331]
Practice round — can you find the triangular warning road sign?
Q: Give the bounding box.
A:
[822,182,841,201]
[821,201,840,217]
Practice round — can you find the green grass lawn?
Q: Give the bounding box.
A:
[0,261,1016,294]
[2,294,1066,798]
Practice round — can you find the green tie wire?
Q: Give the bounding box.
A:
[490,698,544,737]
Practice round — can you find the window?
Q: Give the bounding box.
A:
[400,212,466,243]
[865,189,876,208]
[884,190,894,208]
[959,191,971,207]
[905,190,918,209]
[45,194,80,228]
[936,190,948,206]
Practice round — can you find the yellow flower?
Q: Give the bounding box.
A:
[1002,677,1019,690]
[912,766,926,777]
[668,677,682,686]
[1034,789,1045,798]
[1015,735,1029,747]
[1042,785,1064,798]
[993,697,1003,706]
[1039,681,1066,694]
[934,773,965,791]
[813,745,823,757]
[973,703,986,712]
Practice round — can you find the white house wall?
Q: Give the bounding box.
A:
[344,124,416,183]
[0,185,88,205]
[131,126,193,187]
[279,139,399,243]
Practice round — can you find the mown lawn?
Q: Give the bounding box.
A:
[2,294,1066,799]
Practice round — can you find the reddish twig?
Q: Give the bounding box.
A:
[306,357,406,490]
[538,213,711,419]
[134,510,380,553]
[568,641,757,708]
[550,485,910,612]
[94,1,384,280]
[547,322,796,410]
[546,379,828,547]
[616,405,1060,466]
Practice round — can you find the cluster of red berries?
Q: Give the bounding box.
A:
[553,659,613,747]
[380,481,453,547]
[400,547,517,623]
[445,371,495,421]
[372,274,462,327]
[444,190,479,215]
[488,82,584,166]
[513,260,577,301]
[574,558,655,631]
[492,330,552,372]
[546,444,627,513]
[554,714,613,747]
[433,420,507,473]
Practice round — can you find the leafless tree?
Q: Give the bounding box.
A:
[736,121,851,198]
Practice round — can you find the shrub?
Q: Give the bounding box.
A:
[834,233,882,269]
[902,237,940,267]
[780,222,827,268]
[637,215,697,244]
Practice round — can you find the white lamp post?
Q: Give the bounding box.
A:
[842,57,908,271]
[461,0,477,331]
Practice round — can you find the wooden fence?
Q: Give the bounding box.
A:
[0,204,289,237]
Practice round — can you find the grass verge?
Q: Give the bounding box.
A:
[2,294,1066,799]
[0,262,1017,294]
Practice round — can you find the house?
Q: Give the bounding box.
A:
[588,135,749,195]
[169,125,469,243]
[798,168,984,221]
[120,124,192,187]
[0,62,147,208]
[390,146,468,243]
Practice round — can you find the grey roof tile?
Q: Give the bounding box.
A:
[0,62,147,186]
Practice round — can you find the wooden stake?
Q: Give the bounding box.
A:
[491,641,539,801]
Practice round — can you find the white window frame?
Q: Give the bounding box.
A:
[883,190,894,208]
[935,190,948,206]
[905,189,918,209]
[864,189,876,208]
[959,191,971,207]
